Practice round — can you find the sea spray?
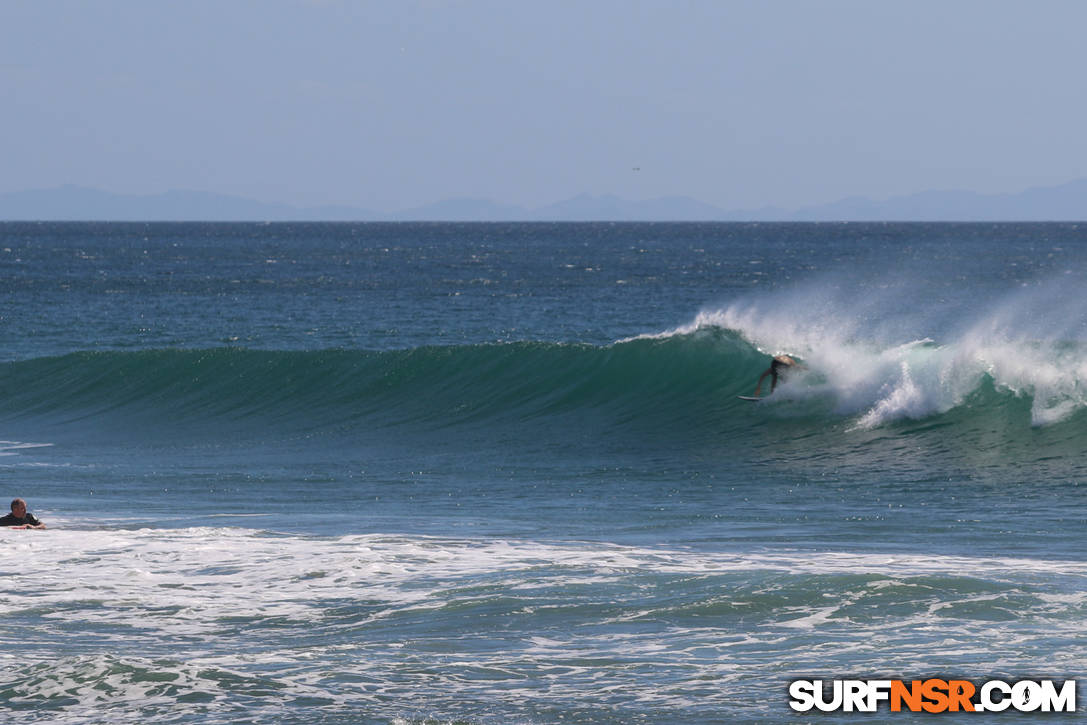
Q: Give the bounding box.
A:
[685,273,1087,427]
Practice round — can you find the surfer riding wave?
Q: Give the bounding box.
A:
[753,354,799,397]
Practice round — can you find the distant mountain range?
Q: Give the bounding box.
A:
[2,180,1087,221]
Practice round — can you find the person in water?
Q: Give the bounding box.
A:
[753,354,798,397]
[0,498,46,529]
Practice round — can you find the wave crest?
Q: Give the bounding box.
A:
[3,319,1086,438]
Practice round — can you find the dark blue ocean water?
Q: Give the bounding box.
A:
[1,222,1085,723]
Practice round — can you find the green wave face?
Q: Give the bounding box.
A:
[0,331,758,432]
[3,328,1084,449]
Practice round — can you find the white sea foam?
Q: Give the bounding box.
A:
[2,527,1085,722]
[656,277,1087,427]
[3,527,1084,631]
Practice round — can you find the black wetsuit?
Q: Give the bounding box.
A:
[770,358,791,385]
[0,512,42,527]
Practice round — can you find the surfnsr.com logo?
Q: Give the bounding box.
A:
[789,679,1076,713]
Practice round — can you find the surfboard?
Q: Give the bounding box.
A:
[737,395,762,402]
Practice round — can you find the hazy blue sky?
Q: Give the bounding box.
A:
[4,0,1086,212]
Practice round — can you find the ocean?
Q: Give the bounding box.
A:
[0,221,1084,723]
